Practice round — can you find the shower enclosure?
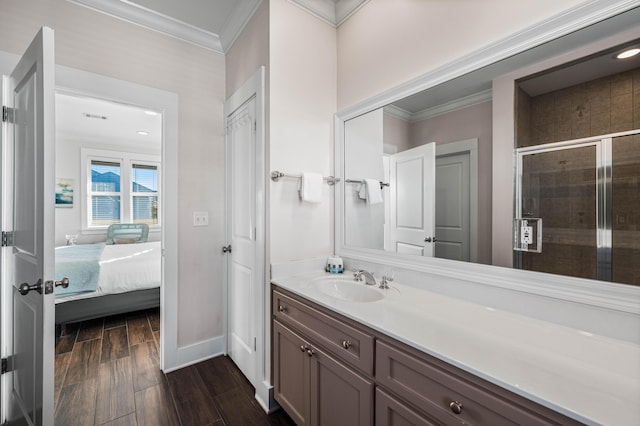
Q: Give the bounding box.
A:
[515,131,640,286]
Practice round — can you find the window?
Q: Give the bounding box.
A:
[131,163,159,225]
[90,160,122,225]
[82,149,161,230]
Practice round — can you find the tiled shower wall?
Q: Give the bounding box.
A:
[517,68,640,147]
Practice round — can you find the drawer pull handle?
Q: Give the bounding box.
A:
[278,305,287,313]
[341,340,352,349]
[449,401,463,415]
[300,345,309,352]
[306,348,315,357]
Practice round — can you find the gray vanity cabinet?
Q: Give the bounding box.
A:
[273,290,374,426]
[273,321,309,425]
[272,286,581,426]
[375,340,577,425]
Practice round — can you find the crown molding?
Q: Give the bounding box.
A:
[411,89,493,122]
[288,0,369,27]
[68,0,224,53]
[220,0,263,53]
[383,89,492,122]
[382,105,412,121]
[335,0,370,26]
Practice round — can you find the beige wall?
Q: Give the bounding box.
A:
[226,1,269,97]
[383,113,411,153]
[268,0,337,263]
[336,0,587,110]
[409,102,493,265]
[0,0,225,348]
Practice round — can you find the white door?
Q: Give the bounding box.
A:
[435,152,470,261]
[389,143,436,256]
[1,27,56,426]
[225,96,258,387]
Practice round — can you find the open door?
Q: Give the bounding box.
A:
[389,142,436,256]
[1,27,56,425]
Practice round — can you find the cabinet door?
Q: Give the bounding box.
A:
[273,321,310,425]
[309,347,374,426]
[376,388,442,426]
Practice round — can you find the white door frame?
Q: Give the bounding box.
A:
[223,67,270,411]
[55,66,179,371]
[0,51,180,371]
[436,138,478,263]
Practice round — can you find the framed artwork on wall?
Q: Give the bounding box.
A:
[55,178,74,207]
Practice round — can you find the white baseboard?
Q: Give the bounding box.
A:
[255,380,280,414]
[163,335,225,373]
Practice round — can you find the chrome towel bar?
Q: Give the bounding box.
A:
[271,171,340,186]
[346,179,389,189]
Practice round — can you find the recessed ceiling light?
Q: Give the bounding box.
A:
[137,131,149,136]
[616,48,640,59]
[144,110,159,116]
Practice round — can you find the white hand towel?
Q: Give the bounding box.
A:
[357,183,367,200]
[364,178,383,205]
[299,172,323,203]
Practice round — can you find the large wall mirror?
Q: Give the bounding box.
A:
[336,6,640,290]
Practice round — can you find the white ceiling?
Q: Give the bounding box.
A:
[56,93,162,150]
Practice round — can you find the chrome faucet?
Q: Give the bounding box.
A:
[379,275,393,290]
[353,269,376,286]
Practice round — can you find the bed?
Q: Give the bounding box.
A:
[55,224,161,324]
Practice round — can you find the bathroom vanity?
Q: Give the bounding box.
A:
[271,272,640,426]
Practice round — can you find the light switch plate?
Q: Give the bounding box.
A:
[193,211,209,226]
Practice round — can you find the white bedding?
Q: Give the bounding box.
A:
[55,241,161,303]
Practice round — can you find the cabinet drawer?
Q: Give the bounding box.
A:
[376,340,576,426]
[273,289,374,375]
[376,388,442,426]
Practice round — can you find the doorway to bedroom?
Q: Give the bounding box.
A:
[53,93,165,423]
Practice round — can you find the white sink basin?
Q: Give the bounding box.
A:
[310,276,384,302]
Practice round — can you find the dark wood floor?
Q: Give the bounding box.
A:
[55,309,295,426]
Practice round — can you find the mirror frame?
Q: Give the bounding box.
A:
[334,1,640,313]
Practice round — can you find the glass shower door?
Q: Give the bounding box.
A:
[517,133,640,286]
[612,134,640,285]
[518,143,599,280]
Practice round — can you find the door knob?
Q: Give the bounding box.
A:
[424,237,437,243]
[55,277,70,289]
[222,245,232,253]
[18,279,43,296]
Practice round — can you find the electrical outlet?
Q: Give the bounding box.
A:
[193,212,209,226]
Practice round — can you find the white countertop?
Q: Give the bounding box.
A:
[272,271,640,425]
